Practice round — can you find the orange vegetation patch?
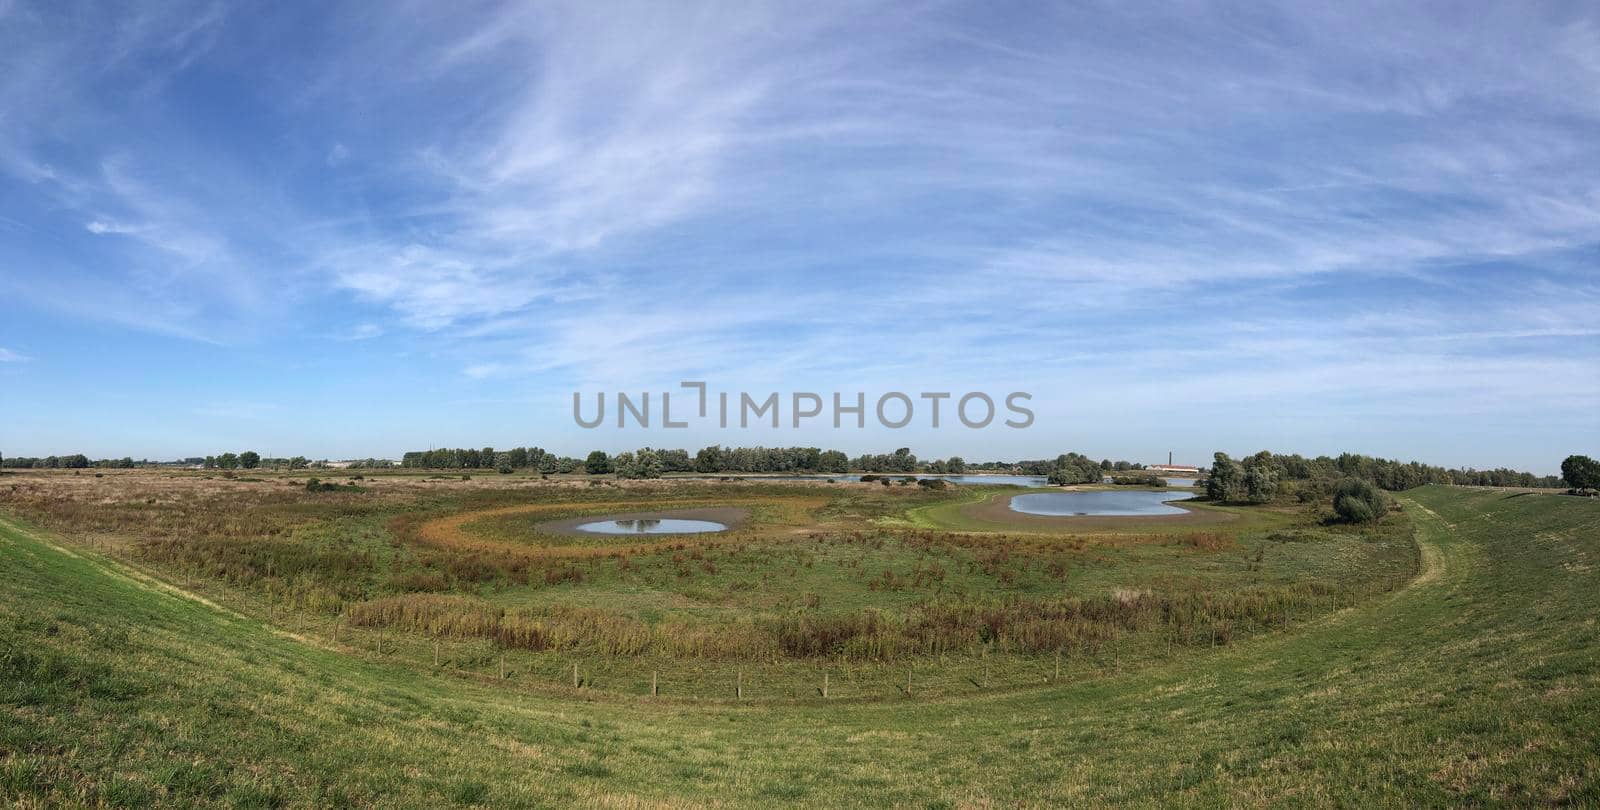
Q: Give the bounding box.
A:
[412,497,825,560]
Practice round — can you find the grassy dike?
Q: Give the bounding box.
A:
[3,486,1597,806]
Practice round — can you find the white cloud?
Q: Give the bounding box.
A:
[0,347,29,363]
[341,323,383,341]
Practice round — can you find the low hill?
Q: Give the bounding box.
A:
[2,486,1596,805]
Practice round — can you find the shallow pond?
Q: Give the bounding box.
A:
[1009,489,1198,517]
[576,518,728,534]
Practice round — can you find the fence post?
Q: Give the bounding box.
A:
[499,655,505,679]
[737,669,743,700]
[433,641,440,667]
[906,667,913,696]
[823,672,829,699]
[1054,648,1061,682]
[652,670,658,697]
[572,662,579,689]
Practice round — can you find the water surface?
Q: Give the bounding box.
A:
[576,518,728,534]
[1010,490,1198,517]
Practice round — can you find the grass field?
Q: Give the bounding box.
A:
[3,481,1597,805]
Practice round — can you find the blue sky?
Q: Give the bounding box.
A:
[0,1,1596,473]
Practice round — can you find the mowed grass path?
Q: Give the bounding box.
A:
[2,486,1596,806]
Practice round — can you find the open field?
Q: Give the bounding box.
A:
[2,477,1597,805]
[0,470,1414,702]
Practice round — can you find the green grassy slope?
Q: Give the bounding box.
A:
[2,486,1596,807]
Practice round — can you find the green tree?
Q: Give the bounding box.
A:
[818,450,849,473]
[584,451,611,475]
[239,451,260,469]
[1241,452,1278,503]
[217,452,239,470]
[614,448,664,479]
[287,456,308,471]
[1206,452,1244,501]
[1332,477,1387,523]
[1560,455,1600,491]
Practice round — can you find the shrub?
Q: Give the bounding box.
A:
[304,478,362,494]
[1110,474,1164,487]
[917,478,948,490]
[1332,478,1386,523]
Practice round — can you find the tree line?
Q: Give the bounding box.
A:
[1204,450,1566,495]
[401,447,578,473]
[3,444,1579,492]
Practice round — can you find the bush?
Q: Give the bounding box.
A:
[1332,478,1386,523]
[1109,474,1164,487]
[917,478,948,490]
[305,478,363,494]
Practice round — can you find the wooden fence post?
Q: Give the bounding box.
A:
[1054,648,1061,683]
[823,672,829,699]
[906,667,913,696]
[499,655,506,679]
[736,669,743,700]
[572,662,579,689]
[433,641,440,667]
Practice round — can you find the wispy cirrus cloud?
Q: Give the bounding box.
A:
[0,1,1594,468]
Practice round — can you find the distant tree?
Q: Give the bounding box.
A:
[946,456,966,474]
[1206,452,1244,501]
[287,456,308,471]
[1332,477,1387,523]
[693,445,723,473]
[614,447,664,479]
[585,451,611,475]
[1243,464,1277,503]
[1560,455,1600,491]
[819,450,850,473]
[239,451,260,469]
[505,447,529,468]
[658,448,693,472]
[1241,452,1278,503]
[217,452,239,470]
[1042,452,1101,486]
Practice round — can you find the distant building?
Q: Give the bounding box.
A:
[1148,463,1200,474]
